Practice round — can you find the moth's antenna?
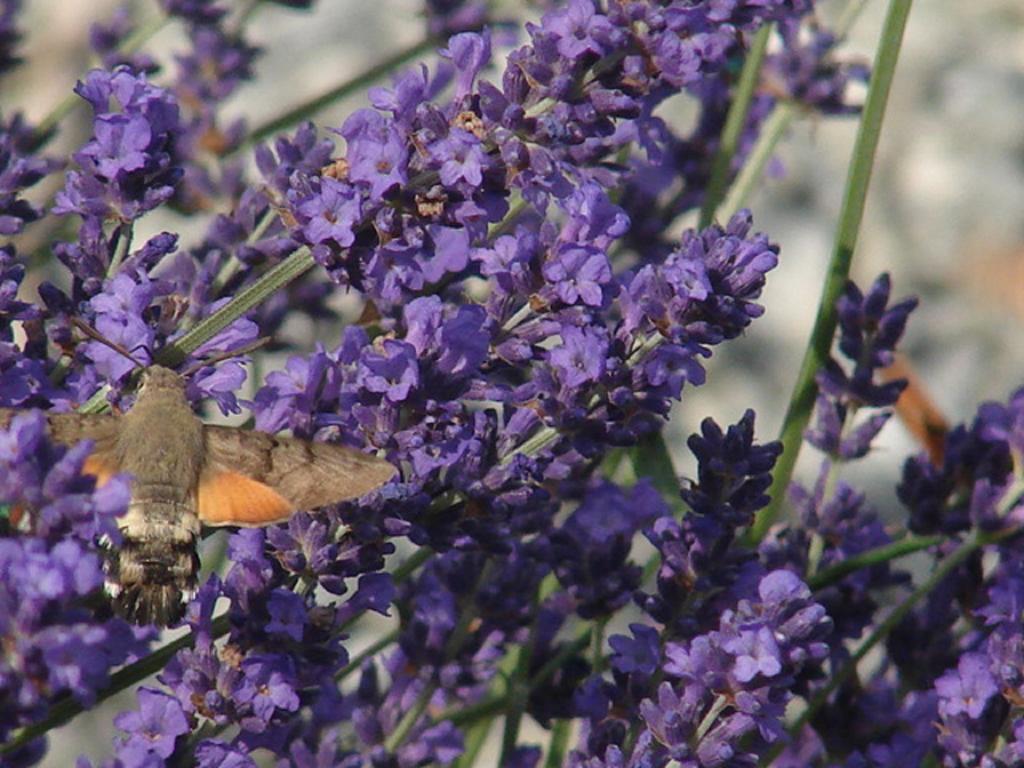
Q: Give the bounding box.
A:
[181,337,271,378]
[72,318,147,370]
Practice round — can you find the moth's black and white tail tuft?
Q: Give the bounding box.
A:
[102,505,200,626]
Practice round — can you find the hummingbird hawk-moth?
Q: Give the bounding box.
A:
[0,365,397,626]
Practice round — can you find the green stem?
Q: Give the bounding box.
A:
[0,614,230,756]
[206,208,279,301]
[0,544,431,756]
[698,24,772,229]
[160,248,316,366]
[77,248,316,414]
[750,0,915,542]
[788,529,995,741]
[807,533,942,591]
[454,719,493,767]
[498,580,544,764]
[445,693,509,728]
[240,36,439,151]
[384,682,437,752]
[718,102,798,220]
[107,222,134,276]
[544,719,571,768]
[334,628,400,682]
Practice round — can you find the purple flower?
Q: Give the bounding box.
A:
[934,652,1008,765]
[292,175,363,248]
[432,127,488,188]
[542,0,617,60]
[356,340,420,403]
[194,739,255,768]
[54,68,183,223]
[549,325,609,391]
[642,570,829,764]
[936,653,999,720]
[816,274,917,410]
[682,409,782,528]
[114,688,191,761]
[542,245,613,307]
[0,114,61,234]
[236,655,301,732]
[0,0,24,75]
[548,481,667,618]
[341,108,409,201]
[440,31,492,102]
[609,623,661,677]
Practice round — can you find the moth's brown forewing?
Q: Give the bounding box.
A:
[0,365,397,626]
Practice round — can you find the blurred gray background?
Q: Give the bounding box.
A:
[4,0,1024,763]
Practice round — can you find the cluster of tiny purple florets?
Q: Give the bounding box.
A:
[3,0,1023,767]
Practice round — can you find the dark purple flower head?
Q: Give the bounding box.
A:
[161,0,228,24]
[817,274,917,409]
[765,21,870,115]
[682,409,782,529]
[549,481,667,618]
[0,0,23,75]
[899,400,1014,535]
[978,387,1024,457]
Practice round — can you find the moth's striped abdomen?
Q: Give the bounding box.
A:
[104,500,200,626]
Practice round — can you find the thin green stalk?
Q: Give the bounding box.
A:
[808,533,942,591]
[787,529,995,742]
[0,614,231,756]
[384,682,437,752]
[544,719,571,768]
[160,248,316,366]
[76,248,316,414]
[698,24,773,228]
[241,36,439,151]
[718,102,798,220]
[498,582,544,763]
[1,544,432,756]
[106,223,134,277]
[335,627,400,682]
[445,693,510,728]
[750,0,915,542]
[455,719,493,768]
